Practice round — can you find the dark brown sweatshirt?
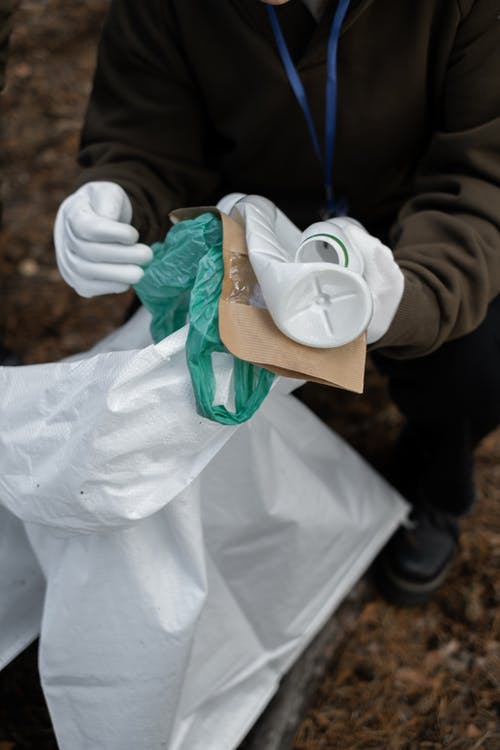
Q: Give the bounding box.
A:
[76,0,500,358]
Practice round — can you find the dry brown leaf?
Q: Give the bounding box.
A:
[394,667,428,688]
[358,601,380,625]
[466,724,483,738]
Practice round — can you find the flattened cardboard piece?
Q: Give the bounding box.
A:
[170,207,366,393]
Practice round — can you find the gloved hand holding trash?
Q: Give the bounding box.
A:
[223,194,404,347]
[54,183,404,347]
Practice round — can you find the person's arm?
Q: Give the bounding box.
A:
[373,0,500,359]
[75,0,220,245]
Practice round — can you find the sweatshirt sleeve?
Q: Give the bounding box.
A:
[374,0,500,359]
[75,0,220,244]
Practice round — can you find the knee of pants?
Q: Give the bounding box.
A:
[374,321,500,431]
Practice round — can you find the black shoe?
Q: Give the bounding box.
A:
[374,504,458,605]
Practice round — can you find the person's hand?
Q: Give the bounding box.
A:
[216,192,247,215]
[54,182,153,298]
[229,195,372,348]
[228,194,302,260]
[319,217,405,344]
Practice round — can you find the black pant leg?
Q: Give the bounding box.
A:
[372,295,500,516]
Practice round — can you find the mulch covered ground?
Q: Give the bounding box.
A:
[1,3,499,749]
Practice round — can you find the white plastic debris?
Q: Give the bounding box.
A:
[233,196,372,348]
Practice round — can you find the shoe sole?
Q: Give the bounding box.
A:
[373,558,454,606]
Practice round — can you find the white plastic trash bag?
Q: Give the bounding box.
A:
[0,504,45,669]
[0,307,407,750]
[0,309,238,533]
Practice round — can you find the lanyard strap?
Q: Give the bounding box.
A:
[267,0,351,216]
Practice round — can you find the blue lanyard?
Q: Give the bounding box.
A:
[267,0,351,217]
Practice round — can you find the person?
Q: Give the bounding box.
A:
[0,0,22,366]
[53,0,500,604]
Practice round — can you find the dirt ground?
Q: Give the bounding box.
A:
[1,2,499,749]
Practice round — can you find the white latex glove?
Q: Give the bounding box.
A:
[232,194,302,261]
[302,217,405,345]
[54,181,153,298]
[216,192,247,215]
[232,195,373,348]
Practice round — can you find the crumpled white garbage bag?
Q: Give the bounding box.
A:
[0,307,407,750]
[0,504,45,669]
[0,309,238,533]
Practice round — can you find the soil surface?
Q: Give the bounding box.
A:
[1,3,499,749]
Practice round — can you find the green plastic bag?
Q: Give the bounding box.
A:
[134,213,274,425]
